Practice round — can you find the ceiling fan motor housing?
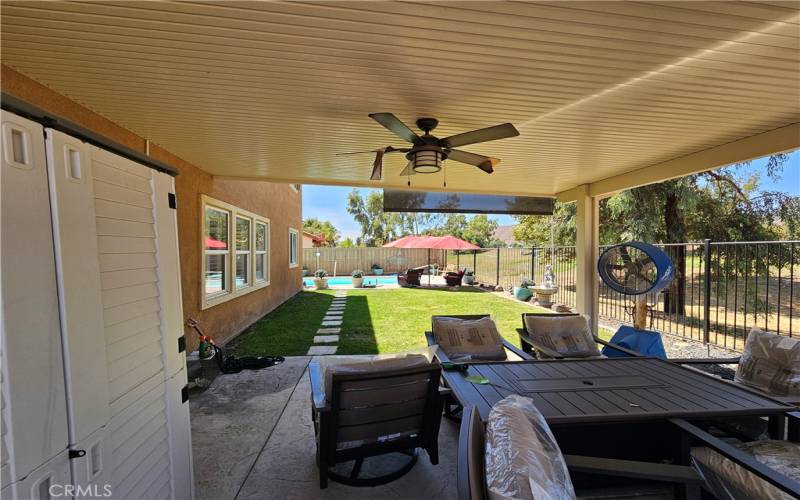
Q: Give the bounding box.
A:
[416,117,439,134]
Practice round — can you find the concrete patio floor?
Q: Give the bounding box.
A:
[190,356,674,500]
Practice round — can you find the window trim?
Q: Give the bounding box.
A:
[201,195,270,310]
[255,220,269,284]
[289,228,299,268]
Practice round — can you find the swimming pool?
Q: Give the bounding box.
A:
[302,275,398,287]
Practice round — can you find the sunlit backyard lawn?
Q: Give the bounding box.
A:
[232,287,612,356]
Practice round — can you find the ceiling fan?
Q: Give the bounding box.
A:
[339,113,520,181]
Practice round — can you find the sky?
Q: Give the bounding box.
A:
[302,151,800,241]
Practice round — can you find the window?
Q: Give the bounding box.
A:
[202,195,270,309]
[289,228,299,268]
[255,221,269,283]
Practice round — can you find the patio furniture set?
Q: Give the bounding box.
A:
[308,314,799,498]
[398,265,468,287]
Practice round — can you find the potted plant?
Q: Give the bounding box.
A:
[301,266,309,277]
[463,270,475,285]
[371,263,383,276]
[313,269,328,289]
[351,269,364,288]
[513,279,535,301]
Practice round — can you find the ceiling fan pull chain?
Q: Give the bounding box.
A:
[443,161,447,188]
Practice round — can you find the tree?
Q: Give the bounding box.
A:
[339,237,356,248]
[302,218,340,246]
[463,215,499,248]
[346,190,409,246]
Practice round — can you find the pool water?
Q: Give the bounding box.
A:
[303,275,398,287]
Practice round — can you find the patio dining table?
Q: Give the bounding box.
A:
[442,357,793,425]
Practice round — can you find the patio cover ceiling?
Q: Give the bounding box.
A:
[1,1,799,199]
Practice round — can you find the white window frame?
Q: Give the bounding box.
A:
[201,195,270,310]
[289,228,299,268]
[255,220,269,284]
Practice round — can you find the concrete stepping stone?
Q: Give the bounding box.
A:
[321,320,343,327]
[317,327,341,334]
[307,345,337,355]
[322,316,343,323]
[313,335,339,343]
[325,311,343,316]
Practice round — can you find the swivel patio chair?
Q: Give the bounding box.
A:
[458,402,702,500]
[398,265,426,287]
[425,314,532,421]
[672,415,800,500]
[309,358,445,488]
[517,312,641,359]
[445,268,466,286]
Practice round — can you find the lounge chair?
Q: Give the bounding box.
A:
[445,268,466,286]
[425,314,531,420]
[672,415,800,500]
[309,358,445,488]
[398,265,426,287]
[458,403,701,500]
[517,312,640,359]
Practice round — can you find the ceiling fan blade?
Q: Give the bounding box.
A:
[441,123,519,148]
[370,150,385,180]
[369,113,420,143]
[399,160,416,177]
[447,149,500,174]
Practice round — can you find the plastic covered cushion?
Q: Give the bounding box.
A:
[523,314,600,358]
[432,317,507,361]
[735,327,800,396]
[691,440,800,500]
[485,395,576,500]
[319,346,436,403]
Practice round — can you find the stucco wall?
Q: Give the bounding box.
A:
[2,65,303,352]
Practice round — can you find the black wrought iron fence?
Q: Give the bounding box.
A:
[446,240,798,350]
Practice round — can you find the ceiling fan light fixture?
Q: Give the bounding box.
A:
[412,150,442,173]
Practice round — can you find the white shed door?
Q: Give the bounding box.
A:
[44,129,192,499]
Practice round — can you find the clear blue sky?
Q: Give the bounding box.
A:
[303,151,799,241]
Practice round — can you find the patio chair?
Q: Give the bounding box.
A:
[458,402,702,500]
[674,327,799,440]
[309,358,445,488]
[425,315,532,420]
[445,268,466,286]
[425,314,532,363]
[517,312,641,359]
[398,265,426,287]
[672,415,800,500]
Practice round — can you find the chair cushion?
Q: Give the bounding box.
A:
[523,314,600,358]
[484,395,576,500]
[735,327,800,396]
[691,440,800,500]
[432,317,507,361]
[319,347,435,403]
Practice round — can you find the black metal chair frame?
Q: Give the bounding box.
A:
[399,266,426,287]
[425,314,532,422]
[670,413,800,499]
[457,406,703,500]
[516,312,643,359]
[309,361,445,489]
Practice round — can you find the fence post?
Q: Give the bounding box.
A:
[457,251,460,269]
[703,239,712,344]
[496,248,500,286]
[473,251,477,280]
[530,247,535,281]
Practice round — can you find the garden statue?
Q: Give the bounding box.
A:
[543,264,556,288]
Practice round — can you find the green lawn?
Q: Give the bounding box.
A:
[231,287,613,356]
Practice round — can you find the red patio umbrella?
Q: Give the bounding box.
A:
[205,237,228,249]
[383,235,480,285]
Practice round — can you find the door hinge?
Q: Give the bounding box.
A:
[178,335,186,353]
[181,385,189,403]
[168,192,177,209]
[69,449,86,459]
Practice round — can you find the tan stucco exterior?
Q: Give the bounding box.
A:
[2,65,303,352]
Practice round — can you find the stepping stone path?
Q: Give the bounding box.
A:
[307,291,349,356]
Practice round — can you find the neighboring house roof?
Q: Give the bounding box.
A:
[493,225,519,246]
[302,231,326,244]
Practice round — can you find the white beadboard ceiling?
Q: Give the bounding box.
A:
[1,1,798,196]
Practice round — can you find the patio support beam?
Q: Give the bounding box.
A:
[557,123,800,202]
[574,185,600,333]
